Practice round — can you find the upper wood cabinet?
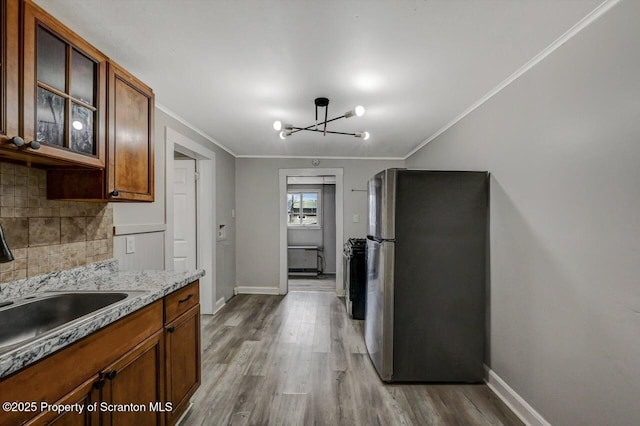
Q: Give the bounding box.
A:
[0,0,155,202]
[46,61,155,202]
[20,0,107,168]
[0,0,20,148]
[107,61,154,201]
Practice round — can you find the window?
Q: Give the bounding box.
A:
[287,191,320,227]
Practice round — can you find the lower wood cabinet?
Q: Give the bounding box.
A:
[165,305,201,425]
[25,376,100,426]
[0,281,201,425]
[99,330,165,426]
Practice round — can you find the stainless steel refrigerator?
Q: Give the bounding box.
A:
[365,169,488,382]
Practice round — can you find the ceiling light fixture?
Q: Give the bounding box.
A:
[274,97,368,140]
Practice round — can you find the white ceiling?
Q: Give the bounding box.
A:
[36,0,603,158]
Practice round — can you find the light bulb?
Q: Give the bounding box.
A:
[273,120,282,131]
[363,131,370,140]
[279,130,287,140]
[355,105,365,117]
[72,120,83,130]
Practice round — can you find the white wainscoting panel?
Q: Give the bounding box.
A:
[114,232,165,271]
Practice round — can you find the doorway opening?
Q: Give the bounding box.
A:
[279,168,344,296]
[286,176,336,292]
[165,127,217,314]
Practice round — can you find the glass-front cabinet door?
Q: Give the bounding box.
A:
[0,0,19,144]
[22,0,106,167]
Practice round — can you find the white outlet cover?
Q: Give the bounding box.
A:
[125,236,135,254]
[353,214,360,223]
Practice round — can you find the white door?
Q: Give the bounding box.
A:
[173,158,197,272]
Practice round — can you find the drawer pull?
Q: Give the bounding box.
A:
[178,294,193,304]
[106,370,117,380]
[93,378,106,390]
[167,326,176,333]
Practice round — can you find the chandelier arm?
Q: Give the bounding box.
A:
[290,114,347,134]
[292,127,357,136]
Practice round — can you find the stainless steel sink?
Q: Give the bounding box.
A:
[0,291,142,354]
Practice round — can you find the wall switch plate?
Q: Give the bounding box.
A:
[231,209,235,218]
[353,214,360,223]
[125,236,135,254]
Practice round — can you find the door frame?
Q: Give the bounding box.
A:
[279,168,344,296]
[165,127,216,314]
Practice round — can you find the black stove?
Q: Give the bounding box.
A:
[343,238,367,319]
[346,237,366,252]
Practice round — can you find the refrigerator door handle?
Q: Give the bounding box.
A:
[366,235,396,243]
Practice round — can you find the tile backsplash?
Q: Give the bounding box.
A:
[0,163,113,284]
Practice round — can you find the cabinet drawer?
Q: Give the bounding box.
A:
[164,280,199,323]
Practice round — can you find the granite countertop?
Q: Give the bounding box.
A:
[0,260,205,379]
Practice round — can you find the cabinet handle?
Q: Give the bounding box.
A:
[27,141,41,150]
[167,326,176,333]
[111,190,119,197]
[106,370,117,380]
[178,294,193,304]
[8,136,25,147]
[93,378,106,390]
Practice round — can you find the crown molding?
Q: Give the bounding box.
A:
[155,103,237,157]
[404,0,621,160]
[156,0,621,162]
[236,154,405,161]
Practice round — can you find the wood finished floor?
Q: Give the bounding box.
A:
[288,278,336,293]
[182,292,523,426]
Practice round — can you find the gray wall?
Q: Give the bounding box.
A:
[287,184,336,273]
[236,158,404,288]
[406,2,640,424]
[114,108,237,303]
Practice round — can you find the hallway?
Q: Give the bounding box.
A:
[182,292,522,425]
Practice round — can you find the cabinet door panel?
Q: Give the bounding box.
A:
[114,78,149,193]
[71,48,96,105]
[25,376,100,426]
[37,87,66,146]
[0,0,19,142]
[36,25,67,91]
[22,0,106,167]
[71,102,95,153]
[165,305,201,425]
[107,62,154,201]
[100,330,164,426]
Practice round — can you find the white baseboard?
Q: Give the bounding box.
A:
[234,286,281,295]
[212,297,226,315]
[484,366,551,426]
